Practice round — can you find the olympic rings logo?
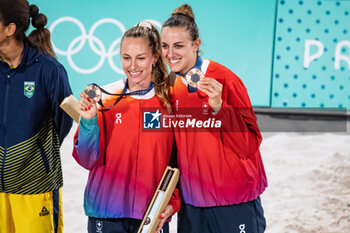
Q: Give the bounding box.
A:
[49,17,161,74]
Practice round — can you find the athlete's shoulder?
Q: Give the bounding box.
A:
[204,59,234,74]
[204,59,242,84]
[30,49,65,73]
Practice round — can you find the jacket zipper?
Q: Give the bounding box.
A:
[1,72,11,191]
[0,51,39,191]
[132,99,142,213]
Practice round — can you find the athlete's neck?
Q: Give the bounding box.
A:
[0,39,24,68]
[127,78,151,92]
[179,56,197,76]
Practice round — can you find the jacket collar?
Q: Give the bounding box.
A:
[0,41,41,69]
[17,41,41,69]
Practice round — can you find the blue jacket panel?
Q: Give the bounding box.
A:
[0,42,73,194]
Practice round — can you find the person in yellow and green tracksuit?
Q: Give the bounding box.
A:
[0,1,73,233]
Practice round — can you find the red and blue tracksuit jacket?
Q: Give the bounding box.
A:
[73,79,180,219]
[171,57,267,207]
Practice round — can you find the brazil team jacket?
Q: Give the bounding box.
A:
[0,42,73,194]
[171,57,267,207]
[73,79,180,219]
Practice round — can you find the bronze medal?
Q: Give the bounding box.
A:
[84,84,102,103]
[186,68,204,88]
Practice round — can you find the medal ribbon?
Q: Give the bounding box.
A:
[89,81,154,110]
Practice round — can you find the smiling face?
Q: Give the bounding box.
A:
[161,26,200,76]
[120,37,157,91]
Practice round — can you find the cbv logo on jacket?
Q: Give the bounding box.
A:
[24,81,35,98]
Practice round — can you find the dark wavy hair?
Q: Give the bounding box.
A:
[162,4,199,42]
[0,0,56,58]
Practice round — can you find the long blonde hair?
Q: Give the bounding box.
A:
[121,22,172,112]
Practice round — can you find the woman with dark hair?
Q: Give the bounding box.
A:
[0,0,73,233]
[161,4,267,233]
[73,21,180,233]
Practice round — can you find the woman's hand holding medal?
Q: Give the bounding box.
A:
[77,85,99,119]
[198,77,223,113]
[186,68,223,113]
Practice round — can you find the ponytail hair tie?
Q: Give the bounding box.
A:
[137,21,153,30]
[29,4,39,19]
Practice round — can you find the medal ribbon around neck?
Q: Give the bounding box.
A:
[85,81,154,110]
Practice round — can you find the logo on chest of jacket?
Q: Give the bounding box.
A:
[115,113,122,124]
[143,109,161,129]
[39,206,50,216]
[24,81,35,98]
[202,102,209,114]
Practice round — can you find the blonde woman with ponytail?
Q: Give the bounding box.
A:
[161,4,267,233]
[73,22,180,233]
[0,1,73,233]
